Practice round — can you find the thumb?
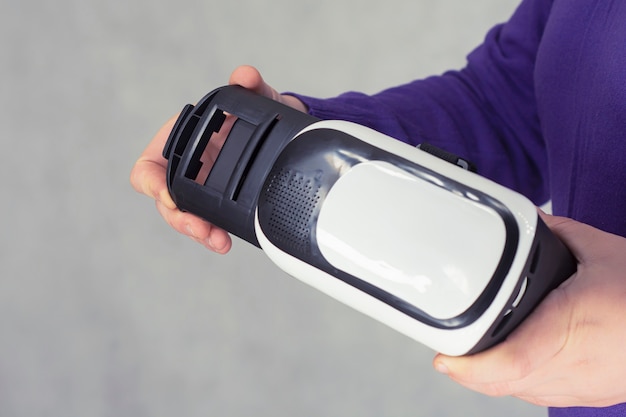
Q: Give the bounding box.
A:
[433,272,573,397]
[228,65,281,101]
[228,65,307,112]
[538,211,612,264]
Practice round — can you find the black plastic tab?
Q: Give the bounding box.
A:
[163,85,319,246]
[417,142,477,172]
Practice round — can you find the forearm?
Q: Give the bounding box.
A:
[290,71,545,203]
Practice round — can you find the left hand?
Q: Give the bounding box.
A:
[129,65,305,253]
[433,213,626,408]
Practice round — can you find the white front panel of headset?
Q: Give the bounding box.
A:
[316,161,506,320]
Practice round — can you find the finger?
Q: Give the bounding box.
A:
[155,200,232,254]
[433,284,572,397]
[131,158,176,209]
[130,115,179,208]
[538,212,613,263]
[136,113,179,163]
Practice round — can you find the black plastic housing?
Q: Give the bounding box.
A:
[162,85,318,246]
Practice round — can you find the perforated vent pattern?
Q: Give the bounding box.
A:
[263,168,321,254]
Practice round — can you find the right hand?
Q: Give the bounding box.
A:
[129,65,307,253]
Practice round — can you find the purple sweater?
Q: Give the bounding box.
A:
[293,0,626,415]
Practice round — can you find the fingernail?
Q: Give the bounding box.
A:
[185,224,197,239]
[435,361,449,375]
[204,237,216,251]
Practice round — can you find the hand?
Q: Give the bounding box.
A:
[433,213,626,408]
[129,65,306,253]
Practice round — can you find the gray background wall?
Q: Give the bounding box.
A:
[1,0,546,416]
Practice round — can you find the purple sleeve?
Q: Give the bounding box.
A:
[550,407,626,417]
[290,0,551,205]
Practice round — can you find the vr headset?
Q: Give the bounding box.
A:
[162,85,576,356]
